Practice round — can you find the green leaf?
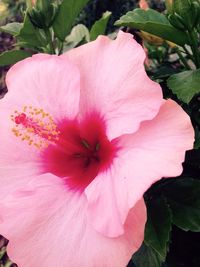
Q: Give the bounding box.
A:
[64,24,90,51]
[145,197,172,259]
[53,0,89,41]
[173,0,191,18]
[115,8,189,46]
[0,50,32,66]
[163,178,200,232]
[17,12,44,48]
[167,69,200,103]
[132,243,163,267]
[0,22,22,35]
[90,11,112,41]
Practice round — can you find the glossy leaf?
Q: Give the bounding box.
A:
[0,22,22,35]
[0,50,32,67]
[163,178,200,232]
[145,197,172,259]
[173,0,191,17]
[132,243,163,267]
[90,11,111,41]
[173,0,197,29]
[167,69,200,103]
[53,0,89,41]
[115,8,189,46]
[17,12,44,48]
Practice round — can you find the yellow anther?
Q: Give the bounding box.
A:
[52,131,58,135]
[23,106,27,112]
[34,143,41,149]
[11,105,60,150]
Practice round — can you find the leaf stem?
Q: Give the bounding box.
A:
[44,28,55,54]
[188,30,200,68]
[176,48,191,70]
[58,41,64,55]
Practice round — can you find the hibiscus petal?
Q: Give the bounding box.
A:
[86,99,194,237]
[6,54,80,120]
[64,31,163,140]
[0,173,146,267]
[0,55,80,166]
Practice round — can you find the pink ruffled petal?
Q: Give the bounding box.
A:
[6,54,80,120]
[0,55,80,167]
[0,173,146,267]
[86,99,194,237]
[85,172,128,237]
[63,31,163,139]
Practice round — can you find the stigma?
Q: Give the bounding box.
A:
[11,106,60,149]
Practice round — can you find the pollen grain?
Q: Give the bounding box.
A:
[11,106,60,149]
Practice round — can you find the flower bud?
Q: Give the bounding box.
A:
[191,1,200,28]
[171,0,200,30]
[28,0,58,29]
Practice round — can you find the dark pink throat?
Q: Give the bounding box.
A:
[42,113,117,190]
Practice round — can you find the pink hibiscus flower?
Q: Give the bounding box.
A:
[0,31,194,267]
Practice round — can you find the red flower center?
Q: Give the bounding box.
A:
[42,113,117,190]
[11,108,117,191]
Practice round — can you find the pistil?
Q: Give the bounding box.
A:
[11,106,60,149]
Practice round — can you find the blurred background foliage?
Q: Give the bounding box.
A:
[0,0,164,95]
[0,0,25,98]
[78,0,165,29]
